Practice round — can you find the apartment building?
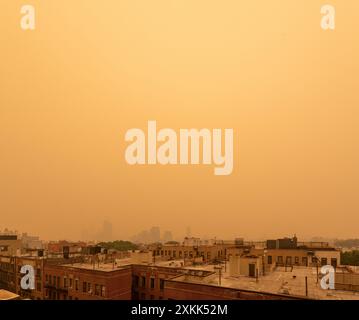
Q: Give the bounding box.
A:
[0,235,22,257]
[43,261,132,300]
[264,236,340,268]
[0,255,44,300]
[150,242,234,263]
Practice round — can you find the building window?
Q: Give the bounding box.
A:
[75,279,79,291]
[141,276,146,288]
[37,282,41,292]
[179,251,182,257]
[286,256,292,265]
[82,282,87,293]
[277,256,283,264]
[173,251,176,258]
[161,250,164,256]
[321,258,328,266]
[160,279,165,291]
[87,282,92,294]
[302,257,308,266]
[267,256,272,264]
[295,257,299,265]
[331,258,337,268]
[150,278,155,289]
[95,284,101,296]
[64,277,68,288]
[69,278,73,288]
[101,285,106,297]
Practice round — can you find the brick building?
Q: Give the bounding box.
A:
[43,262,132,300]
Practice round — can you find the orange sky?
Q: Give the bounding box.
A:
[0,0,358,241]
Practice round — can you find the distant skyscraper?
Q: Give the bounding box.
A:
[162,231,173,243]
[149,226,160,243]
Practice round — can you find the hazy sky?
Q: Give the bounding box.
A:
[1,0,358,241]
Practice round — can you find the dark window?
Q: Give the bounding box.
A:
[150,278,155,289]
[82,282,87,293]
[267,256,272,264]
[101,285,106,297]
[160,279,165,290]
[140,293,146,300]
[95,284,100,296]
[302,257,308,266]
[321,258,328,266]
[331,258,337,268]
[141,276,146,288]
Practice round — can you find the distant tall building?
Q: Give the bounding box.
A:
[149,226,160,243]
[162,231,173,243]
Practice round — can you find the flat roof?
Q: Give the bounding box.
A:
[60,259,132,272]
[169,265,359,300]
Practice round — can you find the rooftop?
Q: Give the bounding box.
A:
[60,258,133,272]
[170,264,359,300]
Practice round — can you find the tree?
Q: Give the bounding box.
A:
[341,250,359,266]
[97,240,138,252]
